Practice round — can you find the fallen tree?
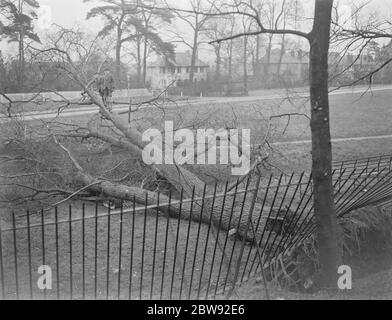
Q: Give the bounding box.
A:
[0,26,280,244]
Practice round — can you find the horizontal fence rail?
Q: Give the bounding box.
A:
[1,154,392,300]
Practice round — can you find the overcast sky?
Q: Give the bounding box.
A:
[1,0,392,58]
[34,0,391,31]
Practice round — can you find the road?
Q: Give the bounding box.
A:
[2,85,392,146]
[2,84,392,122]
[270,133,392,146]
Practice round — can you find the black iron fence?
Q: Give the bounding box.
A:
[1,154,392,300]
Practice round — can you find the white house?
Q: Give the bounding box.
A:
[146,52,209,90]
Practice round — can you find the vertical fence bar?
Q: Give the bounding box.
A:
[54,207,60,300]
[389,156,392,171]
[160,192,173,300]
[170,189,184,300]
[179,187,195,300]
[40,209,46,300]
[0,218,4,300]
[94,203,98,300]
[69,205,73,300]
[117,202,124,300]
[82,204,86,300]
[106,205,111,300]
[151,193,160,300]
[188,185,207,300]
[140,194,148,300]
[26,210,33,300]
[129,196,136,300]
[12,212,19,300]
[128,98,132,124]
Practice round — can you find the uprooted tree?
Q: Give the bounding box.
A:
[0,26,274,244]
[2,0,392,292]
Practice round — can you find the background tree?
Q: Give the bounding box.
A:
[138,0,174,86]
[85,0,138,87]
[202,17,229,81]
[85,0,174,87]
[0,0,40,90]
[168,0,214,83]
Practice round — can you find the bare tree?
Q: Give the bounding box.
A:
[0,0,40,89]
[203,17,231,81]
[139,0,174,86]
[167,0,214,83]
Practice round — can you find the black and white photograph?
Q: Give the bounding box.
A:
[1,0,392,304]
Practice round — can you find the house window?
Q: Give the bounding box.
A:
[186,67,190,73]
[160,67,166,74]
[177,67,182,73]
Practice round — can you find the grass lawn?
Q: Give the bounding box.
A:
[2,87,392,187]
[1,88,392,300]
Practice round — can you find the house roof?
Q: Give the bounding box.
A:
[259,50,377,66]
[329,52,377,66]
[260,49,308,64]
[149,52,209,68]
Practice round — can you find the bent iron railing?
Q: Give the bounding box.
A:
[0,154,392,300]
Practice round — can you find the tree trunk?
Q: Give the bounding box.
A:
[243,36,248,95]
[227,39,233,95]
[215,44,221,81]
[18,29,25,90]
[308,0,341,290]
[189,30,198,83]
[277,14,288,79]
[74,171,279,246]
[264,35,273,89]
[277,34,286,78]
[115,36,122,87]
[136,35,142,87]
[115,14,125,88]
[254,35,260,78]
[18,0,25,90]
[142,37,148,86]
